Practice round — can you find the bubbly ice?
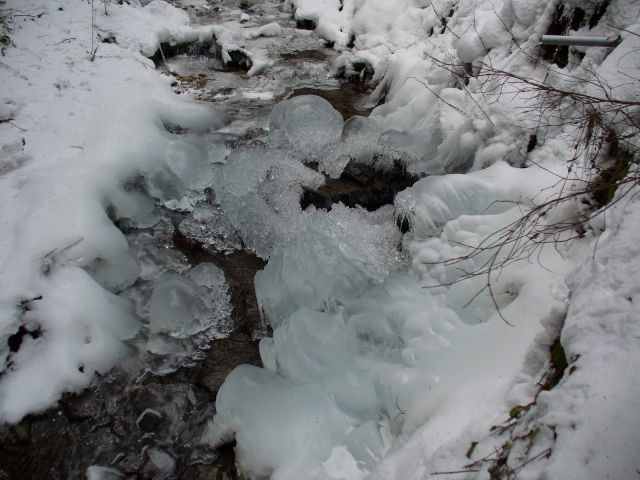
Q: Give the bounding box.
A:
[215,147,325,259]
[177,202,242,254]
[255,204,404,326]
[148,263,232,339]
[267,95,344,168]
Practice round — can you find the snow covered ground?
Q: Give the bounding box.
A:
[0,0,233,422]
[1,0,639,479]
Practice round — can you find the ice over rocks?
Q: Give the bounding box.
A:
[255,204,404,326]
[215,147,325,259]
[148,263,230,339]
[267,95,344,175]
[206,159,570,479]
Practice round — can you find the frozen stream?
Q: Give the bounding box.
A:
[0,1,407,479]
[2,0,637,478]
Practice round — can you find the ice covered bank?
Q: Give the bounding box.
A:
[206,0,640,479]
[0,0,234,422]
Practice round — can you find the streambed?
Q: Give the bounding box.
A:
[0,1,415,478]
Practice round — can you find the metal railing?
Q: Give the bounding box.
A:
[540,35,620,47]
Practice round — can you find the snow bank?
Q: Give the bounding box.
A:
[0,0,229,422]
[525,185,640,479]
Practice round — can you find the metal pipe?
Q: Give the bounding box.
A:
[540,35,620,47]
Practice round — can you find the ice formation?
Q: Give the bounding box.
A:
[206,1,640,479]
[2,0,639,479]
[122,211,234,374]
[255,204,404,325]
[178,202,243,255]
[207,159,569,479]
[215,146,325,259]
[148,264,231,339]
[267,95,345,175]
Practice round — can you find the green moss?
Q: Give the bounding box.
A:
[509,405,525,419]
[548,338,568,389]
[466,441,478,459]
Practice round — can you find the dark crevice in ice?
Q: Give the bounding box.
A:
[302,161,420,214]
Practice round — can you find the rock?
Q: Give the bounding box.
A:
[3,421,30,445]
[226,49,253,71]
[296,18,316,30]
[300,161,418,212]
[300,187,333,210]
[65,396,105,420]
[136,409,164,432]
[86,466,124,480]
[116,452,144,474]
[142,448,176,480]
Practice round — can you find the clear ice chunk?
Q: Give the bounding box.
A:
[267,95,344,166]
[148,263,232,339]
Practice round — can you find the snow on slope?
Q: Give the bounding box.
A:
[0,0,229,422]
[206,0,640,479]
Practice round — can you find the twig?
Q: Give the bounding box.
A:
[431,469,480,475]
[54,37,75,45]
[0,119,27,131]
[511,447,552,471]
[12,12,45,18]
